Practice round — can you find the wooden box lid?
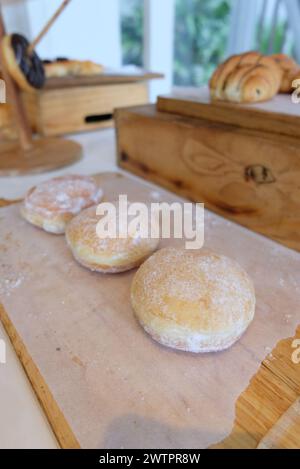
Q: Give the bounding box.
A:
[157,86,300,139]
[44,67,163,90]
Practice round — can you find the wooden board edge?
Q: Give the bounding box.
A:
[157,95,300,140]
[0,303,81,449]
[44,72,164,90]
[212,326,300,449]
[0,198,22,208]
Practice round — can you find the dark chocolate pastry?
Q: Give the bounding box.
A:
[11,33,45,89]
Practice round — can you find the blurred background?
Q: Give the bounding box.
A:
[2,0,300,100]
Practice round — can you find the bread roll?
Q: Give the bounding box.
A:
[21,175,103,234]
[271,53,300,93]
[210,51,282,103]
[66,204,159,273]
[44,59,103,78]
[131,248,256,353]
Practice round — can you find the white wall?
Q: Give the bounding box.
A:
[144,0,175,101]
[3,0,122,68]
[1,0,174,98]
[2,0,31,37]
[227,0,259,56]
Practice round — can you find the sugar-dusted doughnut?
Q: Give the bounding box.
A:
[65,204,159,273]
[21,175,103,234]
[131,247,256,353]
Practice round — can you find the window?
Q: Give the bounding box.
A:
[121,0,232,87]
[255,0,295,56]
[121,0,144,67]
[120,0,300,90]
[174,0,232,86]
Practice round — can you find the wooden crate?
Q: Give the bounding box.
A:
[115,102,300,252]
[0,70,163,138]
[23,81,149,136]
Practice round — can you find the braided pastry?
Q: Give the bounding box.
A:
[210,51,282,103]
[271,53,300,93]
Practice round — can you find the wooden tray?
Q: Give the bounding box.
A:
[45,69,164,90]
[157,87,300,139]
[0,172,300,449]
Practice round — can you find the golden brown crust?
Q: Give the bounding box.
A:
[131,248,256,353]
[2,35,35,92]
[65,205,160,274]
[210,51,262,100]
[210,54,243,99]
[271,53,300,93]
[210,51,282,103]
[45,60,104,78]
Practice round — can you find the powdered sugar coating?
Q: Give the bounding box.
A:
[24,175,103,218]
[131,247,256,353]
[66,205,159,273]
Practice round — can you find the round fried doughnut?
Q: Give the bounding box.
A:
[131,247,256,353]
[21,175,103,234]
[2,34,45,92]
[66,204,159,273]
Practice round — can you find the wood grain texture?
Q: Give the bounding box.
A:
[44,71,163,90]
[0,138,82,176]
[0,198,21,208]
[0,303,80,449]
[0,13,33,151]
[213,327,300,449]
[157,88,300,139]
[24,83,149,136]
[116,104,300,252]
[0,104,17,140]
[0,175,300,449]
[257,396,300,449]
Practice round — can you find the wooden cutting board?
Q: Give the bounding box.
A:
[0,172,300,449]
[157,87,300,139]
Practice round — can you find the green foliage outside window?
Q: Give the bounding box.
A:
[121,0,295,87]
[121,0,232,86]
[121,0,144,66]
[173,0,232,86]
[257,22,293,56]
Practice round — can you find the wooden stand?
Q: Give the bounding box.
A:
[0,10,82,176]
[0,138,82,176]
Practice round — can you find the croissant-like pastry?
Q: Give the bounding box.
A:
[271,53,300,93]
[44,59,104,78]
[210,51,282,103]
